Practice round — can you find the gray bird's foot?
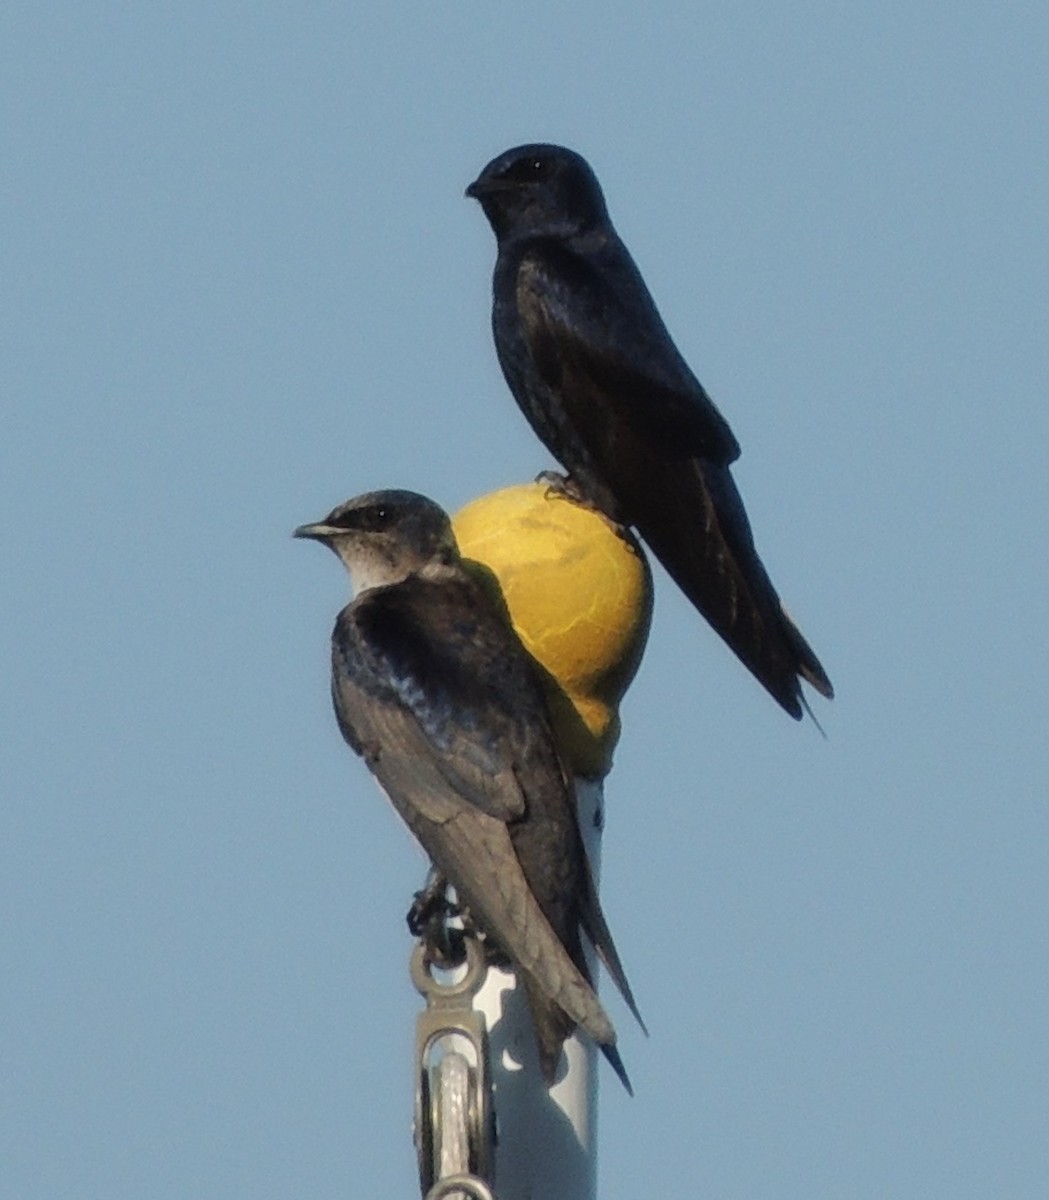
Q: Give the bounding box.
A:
[407,872,466,969]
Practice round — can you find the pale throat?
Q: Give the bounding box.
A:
[338,542,430,598]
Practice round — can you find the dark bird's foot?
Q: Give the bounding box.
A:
[407,873,466,969]
[535,470,633,540]
[535,469,592,507]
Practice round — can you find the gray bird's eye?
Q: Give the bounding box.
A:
[330,503,391,532]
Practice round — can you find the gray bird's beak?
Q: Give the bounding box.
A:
[293,522,335,542]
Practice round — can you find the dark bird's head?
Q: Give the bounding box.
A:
[294,489,458,596]
[466,143,609,242]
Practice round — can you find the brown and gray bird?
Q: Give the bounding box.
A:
[467,143,833,719]
[295,488,642,1090]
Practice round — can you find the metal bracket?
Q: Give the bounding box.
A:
[424,1176,497,1200]
[412,931,497,1200]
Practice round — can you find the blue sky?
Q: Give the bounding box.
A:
[5,4,1048,1197]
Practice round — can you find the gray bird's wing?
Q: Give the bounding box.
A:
[334,576,541,823]
[330,575,624,1064]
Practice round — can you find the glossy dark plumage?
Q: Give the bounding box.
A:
[296,489,642,1089]
[467,145,833,719]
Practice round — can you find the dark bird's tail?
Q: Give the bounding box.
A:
[780,601,834,702]
[628,455,832,718]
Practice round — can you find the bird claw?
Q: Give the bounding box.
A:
[407,873,467,968]
[535,469,589,505]
[535,469,633,541]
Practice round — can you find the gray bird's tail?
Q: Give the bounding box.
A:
[522,975,633,1095]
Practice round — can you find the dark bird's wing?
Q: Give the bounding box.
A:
[512,243,833,717]
[332,574,636,1086]
[515,243,741,469]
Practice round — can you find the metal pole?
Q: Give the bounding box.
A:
[472,777,604,1200]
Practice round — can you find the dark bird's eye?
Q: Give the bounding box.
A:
[506,155,549,183]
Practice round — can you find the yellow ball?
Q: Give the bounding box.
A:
[453,482,652,777]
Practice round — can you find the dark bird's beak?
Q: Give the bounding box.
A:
[465,175,508,200]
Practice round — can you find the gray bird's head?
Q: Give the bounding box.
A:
[294,489,458,597]
[466,143,609,242]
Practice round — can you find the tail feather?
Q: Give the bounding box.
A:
[523,975,633,1095]
[781,602,834,700]
[600,1042,634,1096]
[579,860,647,1036]
[627,455,831,719]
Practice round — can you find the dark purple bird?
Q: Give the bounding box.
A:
[467,144,833,719]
